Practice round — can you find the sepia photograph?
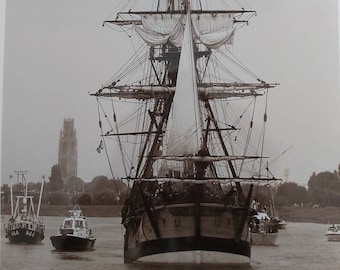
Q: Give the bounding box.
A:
[1,0,339,269]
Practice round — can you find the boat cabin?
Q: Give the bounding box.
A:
[59,210,90,236]
[63,219,86,229]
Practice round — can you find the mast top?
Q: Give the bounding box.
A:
[104,0,255,27]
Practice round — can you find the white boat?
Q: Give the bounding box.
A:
[278,218,288,230]
[251,212,279,245]
[4,172,45,244]
[50,204,96,251]
[92,0,279,264]
[325,225,340,241]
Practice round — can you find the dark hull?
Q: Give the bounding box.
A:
[122,180,254,264]
[125,236,250,264]
[6,228,44,245]
[50,235,96,251]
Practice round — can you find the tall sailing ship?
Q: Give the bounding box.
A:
[93,0,278,264]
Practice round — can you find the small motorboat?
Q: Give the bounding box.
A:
[278,218,287,230]
[50,204,95,251]
[325,224,340,241]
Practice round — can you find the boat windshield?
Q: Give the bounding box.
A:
[75,220,84,229]
[63,220,73,228]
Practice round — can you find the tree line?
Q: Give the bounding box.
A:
[1,164,129,206]
[274,168,340,207]
[2,164,340,207]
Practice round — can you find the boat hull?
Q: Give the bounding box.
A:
[6,228,44,245]
[125,235,250,264]
[251,232,278,245]
[50,235,96,251]
[326,233,340,241]
[278,222,287,230]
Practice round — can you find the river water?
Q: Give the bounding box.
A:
[1,216,340,270]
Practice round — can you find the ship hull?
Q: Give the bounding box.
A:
[6,228,44,245]
[123,203,251,264]
[125,236,250,264]
[50,235,96,251]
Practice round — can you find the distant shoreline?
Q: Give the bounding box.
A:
[2,204,340,224]
[278,206,340,224]
[1,204,123,217]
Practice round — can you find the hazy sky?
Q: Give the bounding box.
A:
[1,0,339,186]
[0,0,4,183]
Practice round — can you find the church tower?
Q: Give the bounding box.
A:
[58,118,77,181]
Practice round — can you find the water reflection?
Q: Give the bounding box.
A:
[52,251,94,261]
[126,263,254,270]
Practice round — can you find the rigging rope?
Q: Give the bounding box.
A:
[217,48,262,82]
[109,90,129,178]
[258,89,269,176]
[103,44,147,87]
[96,97,120,195]
[239,96,257,176]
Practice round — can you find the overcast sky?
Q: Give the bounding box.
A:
[1,0,339,186]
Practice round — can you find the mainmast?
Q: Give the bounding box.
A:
[93,0,278,182]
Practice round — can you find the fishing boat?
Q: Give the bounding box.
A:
[250,190,279,245]
[50,204,96,251]
[92,0,278,264]
[250,211,279,245]
[4,172,45,244]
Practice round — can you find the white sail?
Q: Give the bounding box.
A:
[166,10,201,156]
[134,17,183,47]
[191,13,234,48]
[134,13,234,48]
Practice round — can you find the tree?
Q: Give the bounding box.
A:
[251,185,272,207]
[90,175,110,192]
[276,182,308,206]
[93,190,119,205]
[47,191,70,205]
[72,193,92,205]
[64,176,84,193]
[84,176,129,204]
[307,171,340,206]
[49,164,63,191]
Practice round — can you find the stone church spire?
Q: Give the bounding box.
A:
[58,118,77,181]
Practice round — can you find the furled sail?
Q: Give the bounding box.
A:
[166,10,202,155]
[134,13,234,48]
[96,83,274,100]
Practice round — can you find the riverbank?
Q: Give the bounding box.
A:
[277,206,340,224]
[1,204,122,217]
[2,204,340,223]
